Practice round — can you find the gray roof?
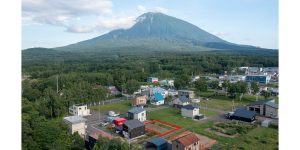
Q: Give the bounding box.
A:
[64,116,87,124]
[265,101,278,109]
[178,96,189,103]
[128,107,146,114]
[123,119,144,129]
[247,99,274,106]
[182,105,199,110]
[233,109,256,119]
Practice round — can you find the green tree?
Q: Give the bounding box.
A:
[195,80,208,92]
[125,79,140,94]
[250,82,260,95]
[261,90,271,99]
[236,81,248,101]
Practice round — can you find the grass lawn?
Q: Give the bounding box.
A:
[199,109,219,116]
[90,100,132,114]
[188,121,278,150]
[147,107,197,127]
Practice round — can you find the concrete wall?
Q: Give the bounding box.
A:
[134,111,146,122]
[69,105,90,116]
[181,108,199,118]
[70,122,86,137]
[172,141,200,150]
[265,105,278,118]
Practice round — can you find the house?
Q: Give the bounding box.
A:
[246,99,278,118]
[128,107,147,122]
[191,76,200,82]
[227,109,256,122]
[181,105,199,118]
[159,79,174,87]
[63,116,87,138]
[150,87,168,98]
[170,131,217,150]
[146,137,168,150]
[172,96,190,108]
[86,130,114,150]
[113,118,127,126]
[147,77,159,83]
[172,133,201,150]
[151,93,165,105]
[178,90,195,99]
[122,120,145,139]
[69,104,90,117]
[245,75,271,84]
[168,89,178,96]
[107,86,121,95]
[132,95,147,106]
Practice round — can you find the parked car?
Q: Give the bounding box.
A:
[99,121,109,127]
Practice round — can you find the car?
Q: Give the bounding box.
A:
[99,121,109,127]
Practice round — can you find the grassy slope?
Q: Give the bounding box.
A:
[90,100,132,114]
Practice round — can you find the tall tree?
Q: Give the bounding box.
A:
[195,80,208,92]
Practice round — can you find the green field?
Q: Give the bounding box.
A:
[90,100,132,114]
[147,107,218,127]
[188,121,278,150]
[148,107,197,127]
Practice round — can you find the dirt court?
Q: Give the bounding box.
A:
[144,120,182,137]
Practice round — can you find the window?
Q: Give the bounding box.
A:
[188,148,191,150]
[141,113,144,116]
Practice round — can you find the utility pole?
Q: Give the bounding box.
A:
[56,74,59,94]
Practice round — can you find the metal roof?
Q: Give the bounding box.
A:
[265,101,278,109]
[182,105,199,110]
[175,133,200,147]
[123,119,144,129]
[128,107,146,114]
[233,109,256,119]
[153,93,164,101]
[64,116,87,124]
[148,137,168,146]
[247,99,274,106]
[178,96,189,103]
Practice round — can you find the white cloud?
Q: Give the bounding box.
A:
[153,6,169,13]
[137,5,146,12]
[22,0,170,33]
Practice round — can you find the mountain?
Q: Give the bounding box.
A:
[54,12,274,52]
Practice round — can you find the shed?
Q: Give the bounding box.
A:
[229,109,256,122]
[122,119,145,139]
[261,119,272,127]
[194,114,205,120]
[146,137,168,150]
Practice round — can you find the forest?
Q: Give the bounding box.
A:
[22,49,278,149]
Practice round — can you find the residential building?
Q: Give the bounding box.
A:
[69,104,90,117]
[226,109,256,122]
[146,137,168,150]
[171,96,190,108]
[178,90,195,99]
[246,99,278,118]
[86,130,114,150]
[122,120,145,139]
[63,116,87,138]
[128,107,147,122]
[168,89,178,96]
[181,105,199,118]
[245,75,271,84]
[151,93,165,105]
[107,86,121,95]
[147,77,159,83]
[132,95,147,106]
[172,133,201,150]
[150,87,168,98]
[159,79,174,87]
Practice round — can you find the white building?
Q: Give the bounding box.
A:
[181,105,200,118]
[178,90,195,99]
[127,107,147,122]
[64,116,87,138]
[69,104,90,117]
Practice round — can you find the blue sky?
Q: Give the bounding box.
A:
[22,0,278,49]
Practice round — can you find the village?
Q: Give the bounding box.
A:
[63,67,279,150]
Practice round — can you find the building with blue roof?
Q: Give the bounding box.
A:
[227,109,256,122]
[128,107,147,122]
[150,93,165,105]
[171,96,190,108]
[146,137,168,150]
